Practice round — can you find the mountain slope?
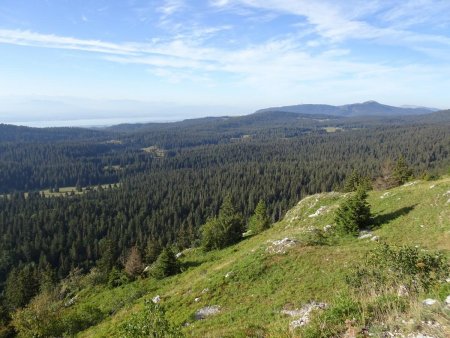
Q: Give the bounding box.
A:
[73,177,450,337]
[257,101,439,117]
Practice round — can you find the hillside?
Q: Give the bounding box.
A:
[256,101,439,117]
[36,177,449,337]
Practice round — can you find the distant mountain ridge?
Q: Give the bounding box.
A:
[256,101,439,117]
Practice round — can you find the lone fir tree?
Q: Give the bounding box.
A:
[247,199,270,234]
[335,186,371,235]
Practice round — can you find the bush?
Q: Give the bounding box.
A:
[303,228,328,246]
[62,304,104,335]
[118,301,183,337]
[301,294,361,338]
[346,244,449,295]
[11,292,64,338]
[108,267,130,288]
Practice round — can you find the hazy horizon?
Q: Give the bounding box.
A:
[1,1,450,125]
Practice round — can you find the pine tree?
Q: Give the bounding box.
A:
[151,247,179,280]
[335,187,371,235]
[97,238,116,274]
[201,196,244,251]
[144,238,162,264]
[393,156,413,185]
[247,199,270,234]
[343,170,360,192]
[344,170,372,192]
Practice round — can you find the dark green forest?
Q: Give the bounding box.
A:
[0,111,449,327]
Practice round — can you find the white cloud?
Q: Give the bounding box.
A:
[0,29,138,55]
[1,1,450,109]
[218,0,450,48]
[158,0,185,16]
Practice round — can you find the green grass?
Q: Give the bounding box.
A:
[72,177,450,337]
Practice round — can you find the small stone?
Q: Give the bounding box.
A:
[225,271,233,278]
[422,298,437,306]
[370,236,380,241]
[323,224,333,232]
[152,295,161,303]
[175,252,184,259]
[397,284,409,297]
[64,295,78,307]
[194,297,201,302]
[201,288,209,294]
[445,295,450,306]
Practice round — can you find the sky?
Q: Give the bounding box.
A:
[1,0,450,126]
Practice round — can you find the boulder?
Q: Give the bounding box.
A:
[195,305,221,320]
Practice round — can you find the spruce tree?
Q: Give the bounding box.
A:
[151,247,179,279]
[247,199,270,234]
[201,196,244,251]
[393,156,413,185]
[335,187,371,235]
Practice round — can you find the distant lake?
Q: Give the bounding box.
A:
[8,116,178,128]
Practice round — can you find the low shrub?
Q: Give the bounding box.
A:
[118,300,183,337]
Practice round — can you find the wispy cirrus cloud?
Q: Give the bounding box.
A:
[212,0,450,49]
[1,0,450,112]
[0,29,138,55]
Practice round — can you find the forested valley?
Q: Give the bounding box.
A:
[0,110,449,335]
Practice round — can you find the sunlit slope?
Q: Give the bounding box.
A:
[78,177,450,337]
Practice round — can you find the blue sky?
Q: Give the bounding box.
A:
[1,0,450,125]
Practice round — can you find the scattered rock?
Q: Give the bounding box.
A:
[443,190,450,197]
[397,284,409,297]
[143,265,151,273]
[64,295,78,307]
[343,318,357,338]
[194,297,201,302]
[195,305,221,320]
[152,295,161,304]
[358,231,373,239]
[429,185,436,189]
[408,334,435,338]
[422,298,437,306]
[201,288,209,294]
[308,206,327,218]
[266,238,297,254]
[445,295,450,307]
[281,301,327,329]
[380,192,390,199]
[225,271,234,278]
[370,235,380,241]
[323,224,333,232]
[175,252,184,259]
[403,181,418,187]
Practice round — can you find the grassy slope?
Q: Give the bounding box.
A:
[77,177,450,337]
